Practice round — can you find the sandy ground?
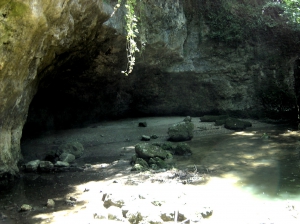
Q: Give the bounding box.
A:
[1,116,300,224]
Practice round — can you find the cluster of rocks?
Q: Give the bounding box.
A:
[131,142,192,171]
[139,116,194,142]
[17,199,55,215]
[22,142,85,172]
[200,115,252,131]
[17,189,213,223]
[132,117,194,172]
[92,190,213,223]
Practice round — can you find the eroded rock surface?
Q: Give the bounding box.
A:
[1,0,300,182]
[168,121,195,141]
[0,0,109,180]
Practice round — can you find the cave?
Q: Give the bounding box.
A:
[2,1,300,223]
[1,0,300,180]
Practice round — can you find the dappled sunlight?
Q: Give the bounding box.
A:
[237,153,255,159]
[231,131,256,136]
[30,171,298,224]
[234,141,255,147]
[280,130,300,137]
[249,160,277,168]
[7,120,300,224]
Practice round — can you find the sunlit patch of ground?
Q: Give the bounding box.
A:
[31,173,300,224]
[2,117,300,224]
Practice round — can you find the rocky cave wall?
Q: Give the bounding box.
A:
[23,0,300,137]
[1,0,300,180]
[0,0,111,180]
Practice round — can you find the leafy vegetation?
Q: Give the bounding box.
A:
[112,0,300,72]
[113,0,140,76]
[282,0,300,23]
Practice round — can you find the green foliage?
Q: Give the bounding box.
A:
[0,1,29,17]
[10,1,29,17]
[282,0,300,23]
[113,0,140,76]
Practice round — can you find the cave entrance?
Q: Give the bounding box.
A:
[21,46,132,141]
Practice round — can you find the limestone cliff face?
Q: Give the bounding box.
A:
[0,0,109,180]
[1,0,300,181]
[124,0,297,117]
[25,0,297,126]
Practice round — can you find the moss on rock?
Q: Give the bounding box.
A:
[10,1,29,17]
[168,121,194,142]
[174,143,192,156]
[224,118,252,131]
[135,143,171,159]
[149,157,169,170]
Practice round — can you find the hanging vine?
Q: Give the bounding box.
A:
[112,0,140,76]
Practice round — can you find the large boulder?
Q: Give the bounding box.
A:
[59,153,76,163]
[224,118,252,131]
[39,161,54,172]
[24,160,40,172]
[149,157,169,170]
[168,121,194,141]
[135,143,171,160]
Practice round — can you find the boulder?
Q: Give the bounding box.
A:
[152,142,175,152]
[57,142,84,158]
[138,122,147,127]
[141,135,151,141]
[46,199,55,208]
[149,157,169,170]
[183,116,192,122]
[135,143,171,160]
[224,118,252,131]
[131,164,147,172]
[131,158,149,171]
[39,161,54,172]
[174,143,192,156]
[20,204,32,212]
[168,121,194,141]
[54,161,70,167]
[59,153,75,163]
[25,160,40,172]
